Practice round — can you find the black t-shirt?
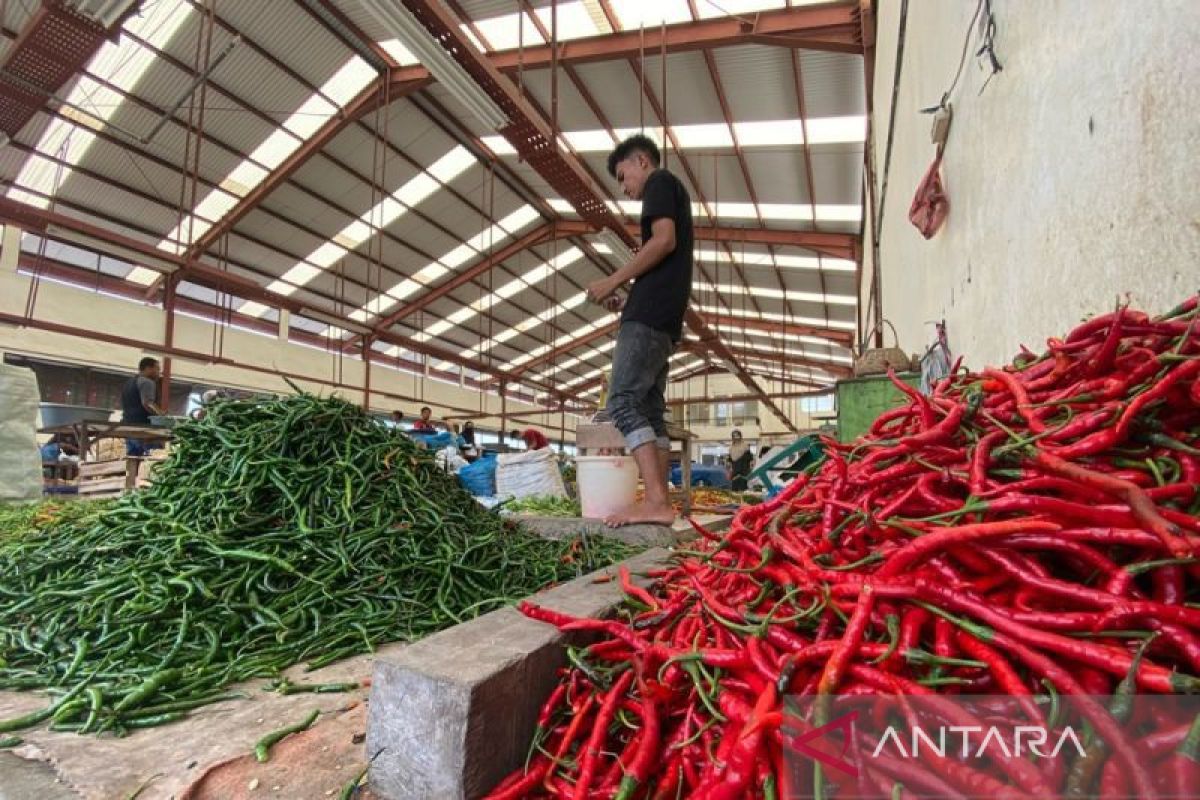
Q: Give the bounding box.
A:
[621,169,693,342]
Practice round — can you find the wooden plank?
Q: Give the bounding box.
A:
[79,459,129,478]
[79,477,127,494]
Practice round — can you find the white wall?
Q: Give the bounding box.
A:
[667,372,835,441]
[0,225,573,433]
[865,0,1200,366]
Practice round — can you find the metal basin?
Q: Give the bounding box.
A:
[38,403,115,428]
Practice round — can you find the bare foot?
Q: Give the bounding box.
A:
[604,502,676,528]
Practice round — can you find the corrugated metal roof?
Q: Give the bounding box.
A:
[711,46,802,122]
[4,0,866,401]
[798,50,865,119]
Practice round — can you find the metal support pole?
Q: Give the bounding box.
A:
[559,400,566,450]
[362,334,373,410]
[161,272,180,412]
[500,380,508,438]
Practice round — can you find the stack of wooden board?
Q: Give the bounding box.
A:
[78,455,166,498]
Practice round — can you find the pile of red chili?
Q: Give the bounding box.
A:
[488,295,1200,799]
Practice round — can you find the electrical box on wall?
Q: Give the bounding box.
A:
[930,104,953,148]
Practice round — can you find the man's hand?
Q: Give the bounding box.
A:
[587,277,618,305]
[603,293,624,313]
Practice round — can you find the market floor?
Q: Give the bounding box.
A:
[0,642,407,800]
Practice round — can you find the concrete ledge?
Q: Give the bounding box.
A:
[365,548,669,800]
[513,513,732,548]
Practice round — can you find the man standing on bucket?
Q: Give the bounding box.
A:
[587,134,694,527]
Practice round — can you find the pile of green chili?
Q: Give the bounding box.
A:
[0,393,638,735]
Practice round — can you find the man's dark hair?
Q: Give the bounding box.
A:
[138,357,159,371]
[607,134,661,177]
[420,406,431,414]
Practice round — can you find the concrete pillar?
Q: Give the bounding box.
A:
[277,309,289,342]
[1,225,20,274]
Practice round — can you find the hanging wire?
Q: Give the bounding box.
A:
[21,134,71,322]
[639,22,646,132]
[660,18,667,170]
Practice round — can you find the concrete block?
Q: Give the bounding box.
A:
[513,512,731,548]
[366,548,669,800]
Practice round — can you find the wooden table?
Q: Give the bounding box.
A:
[39,421,172,460]
[574,421,696,515]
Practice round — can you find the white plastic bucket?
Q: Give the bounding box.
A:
[576,455,638,519]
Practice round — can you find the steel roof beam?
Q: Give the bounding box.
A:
[680,341,852,377]
[0,196,580,402]
[551,220,856,259]
[700,312,854,347]
[386,3,861,84]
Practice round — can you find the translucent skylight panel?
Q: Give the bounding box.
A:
[223,162,269,195]
[500,205,540,233]
[412,264,447,284]
[703,202,757,218]
[563,130,618,152]
[610,0,692,28]
[480,136,517,156]
[813,205,863,222]
[711,323,835,350]
[321,57,378,106]
[379,40,420,66]
[696,304,856,331]
[672,123,734,148]
[336,220,374,249]
[394,173,440,207]
[462,27,488,52]
[805,115,868,144]
[245,129,301,172]
[733,120,802,147]
[695,0,788,19]
[283,93,338,140]
[427,146,475,184]
[160,55,376,253]
[441,244,476,270]
[710,283,856,305]
[532,3,601,41]
[470,11,544,50]
[308,241,348,268]
[7,0,190,209]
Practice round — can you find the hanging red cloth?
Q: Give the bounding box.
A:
[908,151,949,239]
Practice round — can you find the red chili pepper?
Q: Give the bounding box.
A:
[482,755,551,800]
[613,685,658,800]
[871,581,1200,693]
[984,367,1047,433]
[875,519,1060,579]
[1034,449,1192,556]
[619,565,659,611]
[572,669,634,800]
[817,584,874,696]
[1168,712,1200,798]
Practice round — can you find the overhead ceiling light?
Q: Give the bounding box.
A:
[67,0,140,27]
[360,0,508,131]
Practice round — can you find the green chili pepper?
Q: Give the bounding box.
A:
[254,708,320,763]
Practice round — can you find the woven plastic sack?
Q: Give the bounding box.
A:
[458,453,498,497]
[0,364,43,501]
[496,449,568,500]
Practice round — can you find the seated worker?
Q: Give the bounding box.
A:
[410,406,436,433]
[391,410,405,427]
[122,357,163,456]
[510,427,549,451]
